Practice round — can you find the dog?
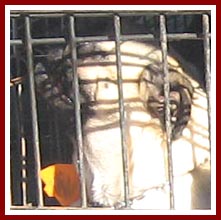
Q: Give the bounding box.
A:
[35,41,211,209]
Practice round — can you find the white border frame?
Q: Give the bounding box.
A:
[5,5,216,215]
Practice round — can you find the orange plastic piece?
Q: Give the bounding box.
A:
[40,164,80,206]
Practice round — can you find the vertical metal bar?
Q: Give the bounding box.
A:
[202,14,211,147]
[17,84,28,206]
[114,14,130,208]
[45,17,50,37]
[53,114,63,161]
[159,14,175,210]
[69,15,87,208]
[11,19,21,77]
[11,18,22,205]
[11,18,28,206]
[47,109,54,163]
[24,16,43,207]
[61,17,65,35]
[10,86,22,205]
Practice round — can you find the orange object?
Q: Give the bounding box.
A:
[40,164,80,206]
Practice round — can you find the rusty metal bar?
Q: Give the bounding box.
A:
[10,33,211,46]
[10,86,23,205]
[114,14,130,209]
[24,16,44,207]
[68,15,87,208]
[202,14,211,147]
[10,205,114,210]
[53,114,63,161]
[159,14,175,210]
[10,10,211,17]
[11,18,28,206]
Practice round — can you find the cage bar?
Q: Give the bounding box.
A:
[24,16,44,207]
[68,15,87,208]
[10,33,212,47]
[10,10,211,17]
[10,86,23,205]
[202,14,211,147]
[114,14,130,209]
[17,84,28,206]
[159,14,175,210]
[53,115,63,161]
[11,18,28,205]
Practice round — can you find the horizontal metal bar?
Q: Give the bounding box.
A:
[10,205,114,210]
[122,33,211,41]
[10,39,23,46]
[167,33,211,40]
[10,36,110,46]
[10,13,65,18]
[10,10,211,17]
[10,38,66,46]
[10,32,211,46]
[10,12,113,18]
[119,10,211,16]
[32,38,66,45]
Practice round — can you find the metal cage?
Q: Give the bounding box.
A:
[9,10,211,210]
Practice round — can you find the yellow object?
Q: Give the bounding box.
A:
[40,164,80,206]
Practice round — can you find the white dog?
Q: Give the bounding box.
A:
[36,41,211,209]
[64,41,210,209]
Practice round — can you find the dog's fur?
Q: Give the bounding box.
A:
[35,41,211,209]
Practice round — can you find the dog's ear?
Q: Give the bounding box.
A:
[141,63,193,140]
[34,60,75,114]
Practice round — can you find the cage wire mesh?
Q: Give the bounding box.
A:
[10,10,211,210]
